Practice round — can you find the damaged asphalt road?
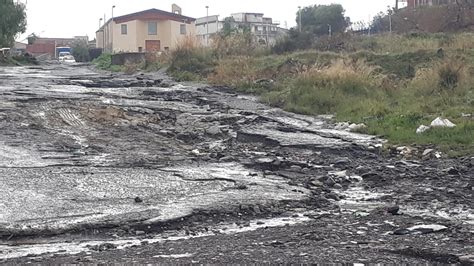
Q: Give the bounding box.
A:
[0,65,472,264]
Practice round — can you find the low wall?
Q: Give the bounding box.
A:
[111,53,146,65]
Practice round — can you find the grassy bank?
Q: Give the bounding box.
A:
[0,55,38,66]
[92,53,163,74]
[169,33,474,155]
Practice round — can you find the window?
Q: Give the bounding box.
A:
[121,24,127,35]
[180,24,186,35]
[148,21,157,35]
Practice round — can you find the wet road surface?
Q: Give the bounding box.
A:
[0,65,472,263]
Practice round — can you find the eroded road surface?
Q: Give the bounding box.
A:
[0,65,472,264]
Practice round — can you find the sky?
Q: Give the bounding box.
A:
[18,0,404,42]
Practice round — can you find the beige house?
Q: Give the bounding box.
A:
[96,5,196,53]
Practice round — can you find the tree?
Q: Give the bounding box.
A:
[297,4,350,36]
[220,17,237,37]
[371,12,390,33]
[72,41,91,62]
[0,0,27,47]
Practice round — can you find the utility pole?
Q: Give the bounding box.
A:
[111,5,116,53]
[266,21,269,46]
[298,6,302,32]
[98,18,103,49]
[206,6,209,46]
[103,14,106,52]
[368,15,371,36]
[388,8,393,34]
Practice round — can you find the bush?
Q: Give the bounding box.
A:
[212,32,262,58]
[72,42,91,62]
[92,53,112,70]
[272,30,314,54]
[167,37,216,81]
[282,59,381,114]
[438,62,463,89]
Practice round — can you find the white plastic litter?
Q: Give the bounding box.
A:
[348,123,367,132]
[416,125,431,134]
[430,117,456,128]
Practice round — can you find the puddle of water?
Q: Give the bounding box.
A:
[1,163,308,238]
[0,213,314,260]
[338,186,392,213]
[404,206,474,226]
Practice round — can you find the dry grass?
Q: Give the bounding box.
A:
[167,36,215,81]
[358,33,474,54]
[208,56,267,89]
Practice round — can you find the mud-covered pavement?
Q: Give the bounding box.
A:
[0,64,472,264]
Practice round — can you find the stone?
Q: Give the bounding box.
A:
[349,175,363,183]
[325,192,340,201]
[219,156,234,162]
[252,205,261,214]
[407,224,447,234]
[333,159,350,167]
[90,243,117,251]
[361,172,381,180]
[386,205,400,215]
[446,167,460,176]
[324,177,337,187]
[394,224,447,235]
[309,180,323,187]
[134,197,143,203]
[335,122,350,130]
[135,230,146,236]
[422,149,435,157]
[290,165,302,171]
[206,125,221,135]
[458,255,474,265]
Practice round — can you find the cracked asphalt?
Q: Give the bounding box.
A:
[0,64,472,264]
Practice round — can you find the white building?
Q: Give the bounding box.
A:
[196,15,223,46]
[196,12,288,47]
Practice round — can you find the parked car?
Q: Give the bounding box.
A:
[58,52,76,63]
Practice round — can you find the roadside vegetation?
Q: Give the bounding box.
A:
[90,3,473,156]
[165,28,473,156]
[92,53,164,74]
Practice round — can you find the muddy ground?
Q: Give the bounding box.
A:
[0,64,472,264]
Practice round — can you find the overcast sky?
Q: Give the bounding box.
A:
[18,0,404,41]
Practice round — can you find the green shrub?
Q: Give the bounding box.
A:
[92,53,113,70]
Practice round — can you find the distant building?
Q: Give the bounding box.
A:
[405,0,458,8]
[13,42,27,55]
[26,36,89,59]
[96,5,196,53]
[196,15,223,46]
[196,12,288,47]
